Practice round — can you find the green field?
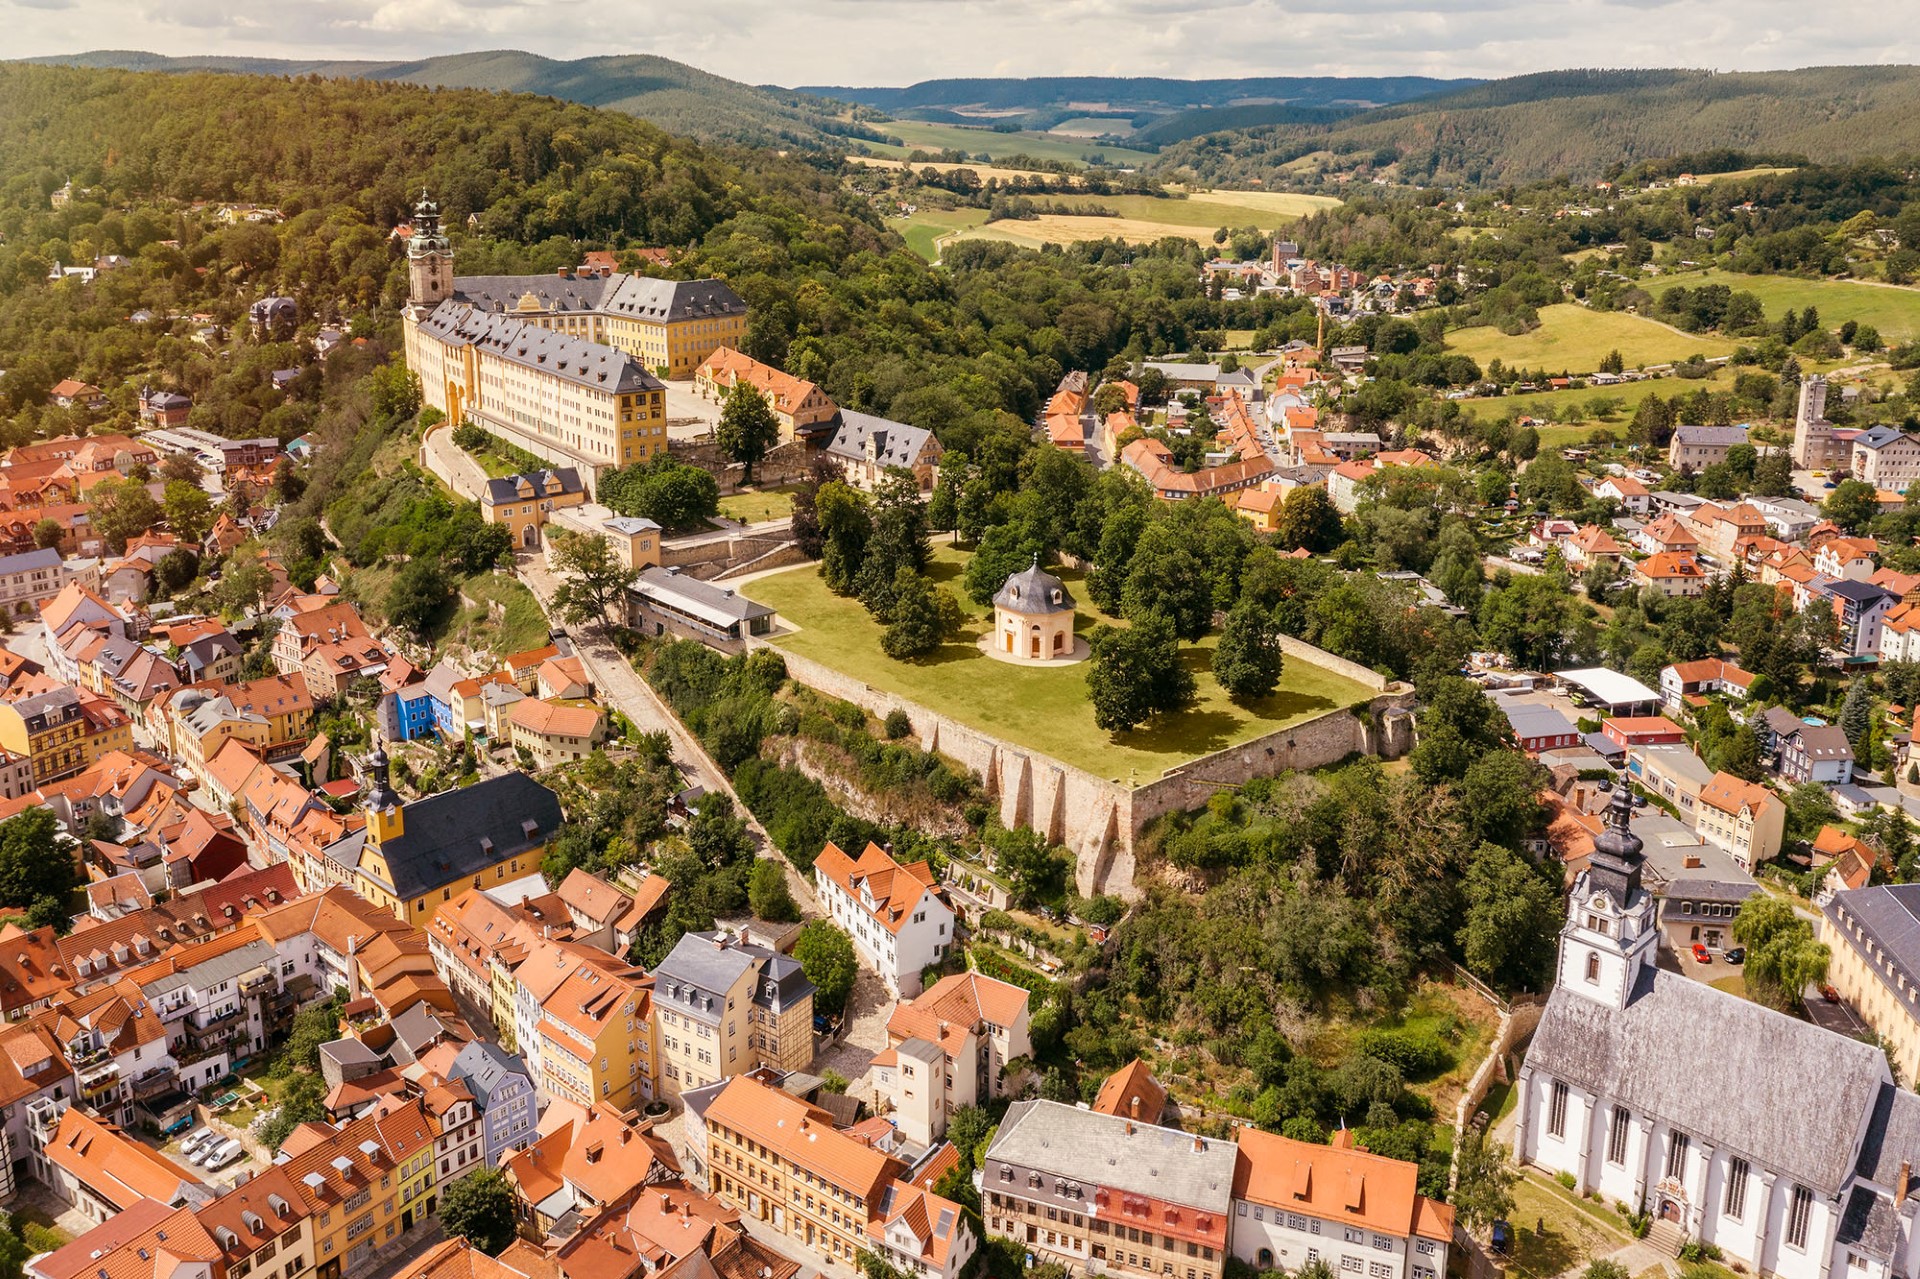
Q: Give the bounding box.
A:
[717,484,800,524]
[930,189,1339,253]
[1653,270,1920,343]
[1447,303,1739,372]
[739,546,1377,779]
[896,207,990,260]
[864,118,1159,167]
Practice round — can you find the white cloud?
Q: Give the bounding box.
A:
[3,0,1915,85]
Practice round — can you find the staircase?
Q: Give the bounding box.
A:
[1645,1219,1687,1258]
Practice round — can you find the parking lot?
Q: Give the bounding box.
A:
[152,1114,274,1190]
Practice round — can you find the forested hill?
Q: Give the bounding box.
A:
[1153,66,1920,186]
[27,49,885,150]
[798,75,1476,113]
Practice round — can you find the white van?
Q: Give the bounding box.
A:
[204,1138,244,1170]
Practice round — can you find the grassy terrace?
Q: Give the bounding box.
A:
[1653,269,1920,343]
[739,545,1377,779]
[1447,303,1740,371]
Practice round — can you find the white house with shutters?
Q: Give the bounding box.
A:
[812,840,955,996]
[1515,789,1920,1279]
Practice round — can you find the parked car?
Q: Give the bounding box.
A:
[1724,947,1746,964]
[204,1139,244,1170]
[1822,983,1843,1003]
[1692,943,1712,964]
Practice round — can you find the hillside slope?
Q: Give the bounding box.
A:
[1154,66,1920,185]
[797,75,1478,113]
[29,48,882,150]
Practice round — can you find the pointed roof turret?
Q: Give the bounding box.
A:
[1586,786,1643,907]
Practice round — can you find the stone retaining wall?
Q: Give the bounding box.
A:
[758,641,1415,899]
[668,435,811,491]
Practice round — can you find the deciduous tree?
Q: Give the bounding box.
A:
[716,386,780,483]
[1087,612,1194,732]
[1212,601,1283,702]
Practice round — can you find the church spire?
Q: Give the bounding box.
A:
[1586,785,1643,907]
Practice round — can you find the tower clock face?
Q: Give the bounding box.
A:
[1590,893,1609,911]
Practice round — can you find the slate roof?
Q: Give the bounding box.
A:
[367,772,563,898]
[602,275,748,323]
[0,546,62,576]
[986,1099,1236,1212]
[825,411,937,470]
[483,469,585,508]
[1825,885,1920,1024]
[992,561,1074,616]
[631,568,774,628]
[419,304,663,396]
[1527,966,1889,1193]
[448,1040,530,1107]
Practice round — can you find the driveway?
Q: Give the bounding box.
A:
[810,966,892,1101]
[663,381,722,438]
[420,422,488,502]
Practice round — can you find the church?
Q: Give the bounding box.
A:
[1517,787,1920,1279]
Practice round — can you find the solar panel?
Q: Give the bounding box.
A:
[935,1209,955,1238]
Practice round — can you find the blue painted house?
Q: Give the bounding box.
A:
[447,1041,539,1167]
[376,654,438,743]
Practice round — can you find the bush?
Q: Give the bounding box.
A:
[883,708,912,740]
[1556,1170,1577,1191]
[1355,1027,1451,1080]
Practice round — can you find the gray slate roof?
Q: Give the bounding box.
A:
[1496,700,1579,742]
[1825,885,1920,1026]
[363,772,563,898]
[419,303,663,396]
[1527,966,1888,1194]
[602,275,747,323]
[631,567,774,627]
[0,547,63,577]
[986,1099,1236,1212]
[448,1041,530,1106]
[483,468,584,507]
[1670,425,1749,446]
[992,562,1075,616]
[825,411,937,471]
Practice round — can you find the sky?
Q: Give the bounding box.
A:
[4,0,1918,87]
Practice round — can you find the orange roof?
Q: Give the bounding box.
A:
[886,972,1029,1058]
[1638,552,1706,580]
[1604,715,1680,735]
[865,1182,969,1269]
[1699,771,1776,819]
[813,841,940,937]
[694,347,828,417]
[1123,437,1272,498]
[1234,488,1283,516]
[1596,474,1648,497]
[1641,514,1699,547]
[704,1073,903,1202]
[1812,825,1873,867]
[45,1106,203,1210]
[1089,1058,1166,1122]
[504,644,561,672]
[556,868,641,928]
[509,697,603,740]
[1665,657,1754,689]
[1235,1125,1452,1241]
[540,960,647,1044]
[1567,525,1624,556]
[1045,414,1086,449]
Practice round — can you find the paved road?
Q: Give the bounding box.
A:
[420,422,488,502]
[512,553,822,917]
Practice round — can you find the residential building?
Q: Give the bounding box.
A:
[982,1099,1235,1279]
[1695,772,1785,870]
[446,1041,540,1168]
[1517,789,1920,1279]
[0,686,88,784]
[1635,552,1709,598]
[1123,438,1273,505]
[704,1072,946,1270]
[506,698,605,768]
[277,1100,442,1279]
[127,925,291,1092]
[1563,525,1625,570]
[0,547,67,618]
[1852,427,1920,492]
[1760,710,1856,786]
[34,1105,212,1224]
[1660,659,1755,712]
[535,956,657,1110]
[1634,515,1700,558]
[428,887,567,1044]
[329,754,563,926]
[1667,424,1749,470]
[869,1182,978,1279]
[1824,580,1898,658]
[1602,716,1685,751]
[813,841,955,996]
[1231,1126,1452,1279]
[1591,474,1651,515]
[873,972,1031,1145]
[555,866,664,954]
[693,347,838,443]
[651,931,814,1098]
[626,567,774,654]
[1090,1059,1167,1124]
[482,469,588,551]
[824,411,943,492]
[502,1106,681,1239]
[1814,537,1880,583]
[1657,878,1760,955]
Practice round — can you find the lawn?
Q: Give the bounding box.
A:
[863,118,1157,167]
[1652,269,1920,343]
[1509,1173,1634,1279]
[739,545,1378,779]
[896,207,990,261]
[1447,304,1740,372]
[717,484,801,524]
[1455,369,1738,439]
[454,571,552,656]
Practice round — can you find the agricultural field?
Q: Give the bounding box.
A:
[932,189,1340,252]
[894,207,990,260]
[849,156,1088,185]
[1051,116,1135,137]
[739,546,1377,779]
[1653,269,1920,343]
[861,118,1157,167]
[1447,303,1739,372]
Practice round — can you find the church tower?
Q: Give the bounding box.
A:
[1557,787,1656,1009]
[363,746,405,846]
[406,189,453,311]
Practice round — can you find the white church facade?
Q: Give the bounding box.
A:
[1517,788,1920,1279]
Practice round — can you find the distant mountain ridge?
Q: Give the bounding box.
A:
[1150,66,1920,185]
[797,75,1481,113]
[27,48,885,150]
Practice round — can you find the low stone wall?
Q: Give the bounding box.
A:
[467,410,612,495]
[662,528,798,577]
[758,639,1414,899]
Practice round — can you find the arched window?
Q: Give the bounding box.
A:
[1257,1250,1274,1269]
[1585,952,1601,983]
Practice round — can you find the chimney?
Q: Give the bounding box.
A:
[1901,1161,1913,1207]
[1124,1121,1133,1136]
[1192,1136,1205,1153]
[1129,1095,1140,1120]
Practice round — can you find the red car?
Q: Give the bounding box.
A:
[1691,943,1712,965]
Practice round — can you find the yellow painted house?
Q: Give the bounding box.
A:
[349,750,563,927]
[0,686,88,784]
[536,958,659,1109]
